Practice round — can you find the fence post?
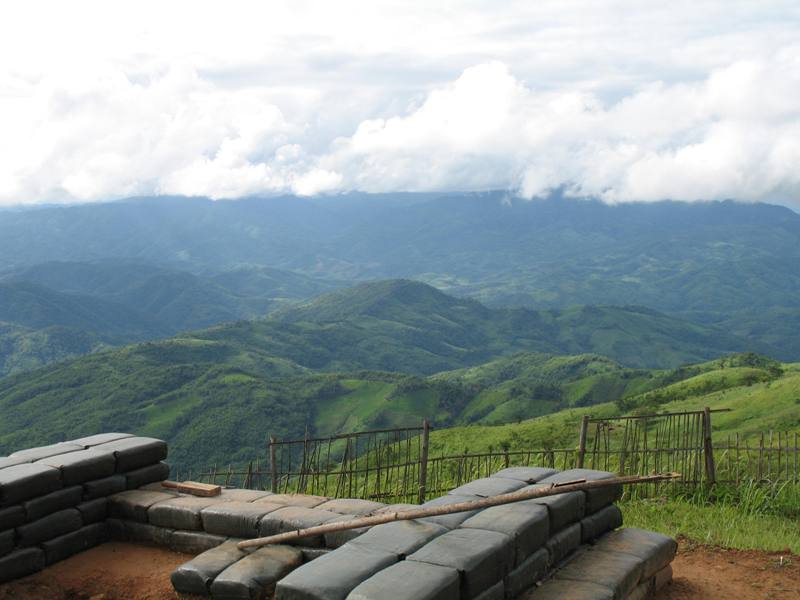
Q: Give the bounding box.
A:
[577,415,589,468]
[270,435,278,493]
[418,418,430,504]
[702,407,716,485]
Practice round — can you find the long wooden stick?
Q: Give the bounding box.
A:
[238,472,680,549]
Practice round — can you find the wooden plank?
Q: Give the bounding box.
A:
[162,480,222,497]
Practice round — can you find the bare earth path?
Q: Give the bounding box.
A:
[1,540,797,599]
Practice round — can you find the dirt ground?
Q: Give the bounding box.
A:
[0,540,798,599]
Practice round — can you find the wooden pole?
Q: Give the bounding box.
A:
[269,436,278,493]
[702,407,716,485]
[238,472,680,550]
[577,415,589,468]
[418,418,430,504]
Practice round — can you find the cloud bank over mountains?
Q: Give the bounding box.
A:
[1,1,798,206]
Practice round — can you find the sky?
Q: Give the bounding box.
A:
[1,1,799,208]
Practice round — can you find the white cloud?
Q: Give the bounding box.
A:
[0,1,798,206]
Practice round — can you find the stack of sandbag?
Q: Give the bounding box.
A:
[0,433,168,582]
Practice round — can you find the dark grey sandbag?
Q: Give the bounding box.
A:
[539,469,622,514]
[347,560,460,600]
[301,547,331,562]
[408,528,514,599]
[473,580,504,600]
[653,564,673,592]
[491,467,558,484]
[107,489,174,522]
[419,494,482,530]
[448,477,525,498]
[504,547,548,598]
[593,528,677,580]
[125,462,170,489]
[581,505,623,543]
[316,498,385,516]
[624,582,650,600]
[275,544,397,600]
[0,505,26,531]
[37,448,116,485]
[517,484,586,533]
[23,485,83,521]
[554,549,644,600]
[105,517,128,541]
[171,540,249,596]
[150,496,232,531]
[545,523,582,566]
[258,506,347,547]
[210,545,304,600]
[0,528,14,557]
[94,436,168,472]
[0,547,45,584]
[254,493,328,508]
[351,519,448,558]
[461,501,549,565]
[0,463,62,507]
[77,498,108,524]
[16,508,83,547]
[83,474,127,499]
[528,579,614,600]
[201,501,284,538]
[124,521,174,546]
[170,530,227,554]
[9,442,83,462]
[41,522,108,565]
[71,432,135,447]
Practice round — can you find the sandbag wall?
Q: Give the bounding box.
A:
[0,433,169,583]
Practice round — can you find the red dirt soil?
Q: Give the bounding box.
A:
[0,540,797,599]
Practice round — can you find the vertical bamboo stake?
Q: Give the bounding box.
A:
[577,415,589,468]
[418,418,430,504]
[702,407,716,485]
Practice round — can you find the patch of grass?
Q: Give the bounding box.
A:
[621,497,800,554]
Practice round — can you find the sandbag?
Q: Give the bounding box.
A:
[107,489,174,522]
[258,506,347,547]
[37,448,117,485]
[653,564,673,591]
[16,508,83,547]
[201,501,283,538]
[316,498,385,516]
[300,547,331,562]
[123,520,174,546]
[210,545,304,600]
[0,528,14,557]
[461,501,549,566]
[0,456,28,470]
[545,523,581,566]
[125,462,170,489]
[593,528,677,580]
[0,547,45,584]
[373,503,418,515]
[83,473,127,499]
[518,484,585,533]
[528,579,614,600]
[149,496,229,531]
[324,523,371,549]
[554,549,643,600]
[170,530,227,555]
[473,580,504,600]
[217,489,275,502]
[41,522,108,565]
[0,463,62,507]
[0,505,26,530]
[347,560,460,600]
[9,442,83,462]
[275,544,397,600]
[448,477,525,498]
[105,517,128,541]
[71,432,135,447]
[623,582,650,600]
[255,493,328,508]
[504,547,548,598]
[351,520,448,558]
[23,485,83,521]
[539,469,622,514]
[580,505,623,543]
[77,498,108,524]
[419,494,482,530]
[171,540,249,596]
[491,467,557,484]
[94,436,168,472]
[407,528,514,599]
